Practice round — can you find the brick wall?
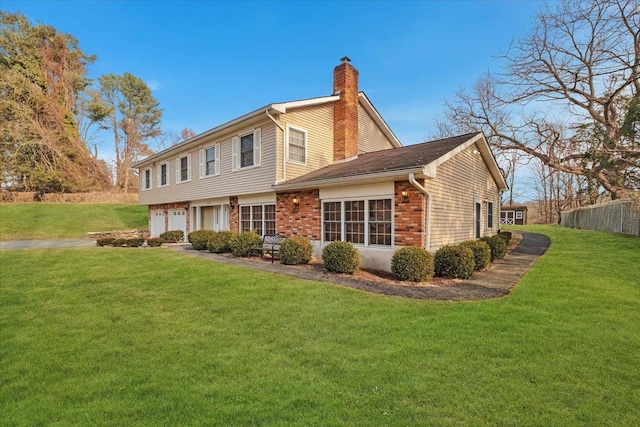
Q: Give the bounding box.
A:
[394,180,425,247]
[229,196,239,232]
[333,59,359,161]
[275,189,321,240]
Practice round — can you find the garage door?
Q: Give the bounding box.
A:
[168,209,187,241]
[151,210,165,237]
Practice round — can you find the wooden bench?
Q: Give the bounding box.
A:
[260,234,286,263]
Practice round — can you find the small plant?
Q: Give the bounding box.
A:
[230,231,263,257]
[188,230,216,250]
[146,237,164,247]
[111,238,127,247]
[207,231,235,253]
[96,238,115,247]
[480,235,507,261]
[280,236,313,265]
[322,241,359,274]
[126,238,144,247]
[391,246,434,282]
[459,240,492,270]
[434,245,474,279]
[498,230,512,245]
[160,230,184,243]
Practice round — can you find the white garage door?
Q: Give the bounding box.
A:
[151,210,165,237]
[168,209,187,241]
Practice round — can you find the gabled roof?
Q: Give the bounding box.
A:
[273,132,508,191]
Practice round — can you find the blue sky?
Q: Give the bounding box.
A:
[5,0,544,198]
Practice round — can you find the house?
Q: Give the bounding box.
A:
[500,205,528,225]
[134,58,508,271]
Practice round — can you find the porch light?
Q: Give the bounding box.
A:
[401,189,409,199]
[292,196,300,206]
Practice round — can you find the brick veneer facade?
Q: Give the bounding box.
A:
[275,189,321,240]
[229,196,239,232]
[394,180,425,247]
[333,58,359,161]
[148,202,191,234]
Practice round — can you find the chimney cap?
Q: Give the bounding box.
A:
[340,56,351,64]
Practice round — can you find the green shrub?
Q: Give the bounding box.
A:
[96,238,115,247]
[480,235,507,261]
[207,231,235,253]
[126,238,144,247]
[434,245,474,279]
[459,240,492,270]
[391,246,434,282]
[322,241,359,274]
[188,229,216,250]
[111,238,127,247]
[280,236,313,265]
[146,238,164,247]
[498,230,512,245]
[160,230,184,243]
[230,231,262,257]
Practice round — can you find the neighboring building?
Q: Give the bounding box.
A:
[134,58,508,271]
[500,205,528,225]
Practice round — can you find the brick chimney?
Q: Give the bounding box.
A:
[333,57,359,161]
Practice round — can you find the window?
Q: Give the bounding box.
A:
[516,211,523,220]
[143,168,151,190]
[239,204,276,236]
[487,202,494,229]
[240,206,251,233]
[264,205,276,235]
[157,163,168,187]
[287,125,307,164]
[176,154,191,183]
[323,199,393,246]
[200,144,220,178]
[232,129,261,171]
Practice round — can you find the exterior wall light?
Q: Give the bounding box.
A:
[402,189,409,200]
[292,196,300,206]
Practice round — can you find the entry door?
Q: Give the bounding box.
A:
[151,210,165,237]
[475,202,481,239]
[168,209,187,241]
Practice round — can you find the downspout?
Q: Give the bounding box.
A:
[408,173,432,251]
[266,110,286,182]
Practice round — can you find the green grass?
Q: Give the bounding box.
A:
[1,226,639,425]
[0,203,147,240]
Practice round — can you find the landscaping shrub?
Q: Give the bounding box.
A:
[391,246,434,282]
[230,231,262,257]
[481,235,507,261]
[498,230,512,245]
[459,240,492,271]
[111,238,127,247]
[188,230,216,250]
[146,238,164,247]
[126,238,144,247]
[96,238,115,247]
[160,230,184,243]
[322,241,359,274]
[207,231,235,253]
[280,236,313,265]
[434,245,474,279]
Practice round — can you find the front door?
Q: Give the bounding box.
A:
[475,202,481,239]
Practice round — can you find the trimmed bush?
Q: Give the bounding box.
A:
[498,230,512,245]
[434,245,474,279]
[96,238,115,247]
[322,241,359,274]
[207,231,235,253]
[126,238,144,247]
[146,238,164,247]
[481,235,507,261]
[160,230,184,243]
[188,229,216,250]
[111,238,127,247]
[230,231,262,257]
[391,246,434,282]
[280,236,313,265]
[459,240,492,271]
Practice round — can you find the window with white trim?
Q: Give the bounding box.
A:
[143,168,152,190]
[516,211,523,220]
[232,129,261,171]
[157,162,168,187]
[487,202,494,228]
[286,125,307,164]
[176,154,191,183]
[323,199,393,247]
[239,204,276,236]
[200,144,220,178]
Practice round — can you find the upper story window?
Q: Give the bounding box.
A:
[143,168,152,191]
[200,144,220,178]
[176,154,191,183]
[286,125,307,165]
[232,129,261,171]
[157,162,168,187]
[323,198,392,247]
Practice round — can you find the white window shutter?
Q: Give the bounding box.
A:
[232,136,239,171]
[253,128,261,167]
[215,143,220,175]
[175,158,179,183]
[199,150,204,178]
[187,154,191,180]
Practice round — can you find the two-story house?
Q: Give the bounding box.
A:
[134,57,508,271]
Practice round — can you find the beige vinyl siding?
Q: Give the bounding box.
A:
[139,120,277,206]
[277,104,334,182]
[358,104,395,153]
[426,144,501,249]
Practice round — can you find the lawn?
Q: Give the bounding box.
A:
[0,203,147,240]
[1,226,639,425]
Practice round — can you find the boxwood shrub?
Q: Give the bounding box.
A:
[480,235,507,261]
[434,245,474,279]
[280,236,313,265]
[459,240,491,270]
[322,241,359,274]
[126,238,144,247]
[391,246,434,282]
[111,238,127,247]
[160,230,184,243]
[207,231,235,253]
[96,238,115,247]
[230,231,262,257]
[188,229,216,250]
[498,230,512,245]
[146,237,164,247]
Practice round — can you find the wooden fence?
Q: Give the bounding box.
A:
[560,200,640,236]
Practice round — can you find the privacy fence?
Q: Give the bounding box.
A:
[560,200,640,236]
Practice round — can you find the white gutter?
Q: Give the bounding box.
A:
[408,173,432,251]
[265,110,287,183]
[273,167,425,191]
